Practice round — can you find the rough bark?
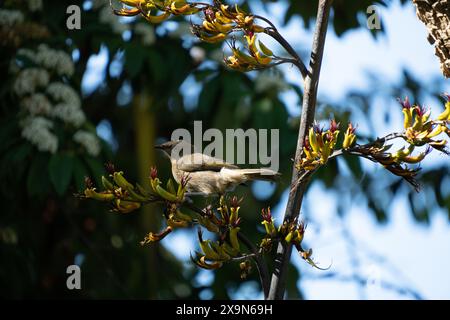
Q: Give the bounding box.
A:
[412,0,450,78]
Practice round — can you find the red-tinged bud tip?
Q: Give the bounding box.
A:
[261,207,272,222]
[105,162,116,174]
[313,123,323,134]
[347,122,357,134]
[398,96,411,109]
[329,119,340,133]
[84,176,94,189]
[415,105,428,117]
[180,174,191,188]
[230,196,242,209]
[150,166,158,180]
[298,221,306,234]
[203,8,215,21]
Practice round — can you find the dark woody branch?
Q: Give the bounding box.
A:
[268,0,334,300]
[263,27,309,79]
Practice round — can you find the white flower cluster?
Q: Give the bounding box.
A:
[21,117,58,154]
[16,48,34,61]
[27,0,43,12]
[73,130,101,156]
[47,82,85,127]
[0,9,24,27]
[13,68,50,96]
[18,45,75,77]
[99,6,130,35]
[13,45,101,156]
[135,23,156,46]
[36,44,75,77]
[46,82,81,108]
[21,93,52,115]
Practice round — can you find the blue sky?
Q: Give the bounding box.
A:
[86,0,450,299]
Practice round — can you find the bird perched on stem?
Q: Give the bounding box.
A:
[155,140,280,196]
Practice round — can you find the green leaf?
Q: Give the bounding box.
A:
[0,117,20,154]
[83,156,105,187]
[193,68,216,82]
[48,153,74,196]
[408,192,429,224]
[5,143,33,164]
[315,159,338,188]
[197,75,220,117]
[368,197,387,223]
[343,154,362,178]
[258,40,273,56]
[72,157,89,192]
[446,196,450,221]
[125,44,146,78]
[27,154,51,197]
[147,49,166,83]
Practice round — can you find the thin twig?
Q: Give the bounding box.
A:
[267,0,333,300]
[237,233,270,299]
[263,27,309,79]
[230,252,259,262]
[362,132,406,147]
[254,14,308,78]
[253,14,278,30]
[290,131,407,192]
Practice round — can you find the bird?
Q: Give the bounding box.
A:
[155,140,280,196]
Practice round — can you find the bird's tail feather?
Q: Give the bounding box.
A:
[238,168,281,182]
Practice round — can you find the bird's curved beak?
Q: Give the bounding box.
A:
[154,144,163,150]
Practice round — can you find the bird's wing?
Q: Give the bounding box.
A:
[176,153,238,172]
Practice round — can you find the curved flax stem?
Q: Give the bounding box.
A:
[292,132,407,192]
[267,0,333,300]
[230,252,259,262]
[263,27,309,79]
[362,132,406,147]
[263,58,305,70]
[254,14,308,78]
[253,14,278,30]
[327,131,407,162]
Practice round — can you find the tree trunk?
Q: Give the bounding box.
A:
[267,0,333,300]
[412,0,450,78]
